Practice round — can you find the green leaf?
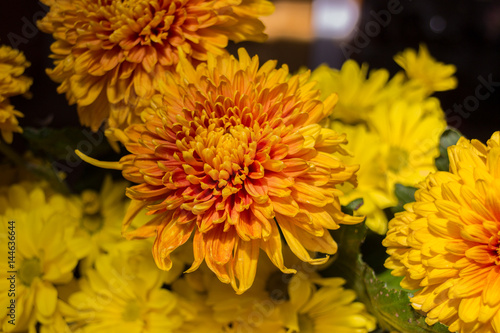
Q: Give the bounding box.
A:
[325,224,450,333]
[435,128,462,171]
[22,127,112,160]
[391,184,417,213]
[376,269,404,291]
[362,262,449,333]
[341,198,364,216]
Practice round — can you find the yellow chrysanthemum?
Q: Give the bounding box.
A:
[368,99,446,194]
[173,255,285,333]
[279,274,376,333]
[174,253,376,333]
[325,99,445,234]
[170,271,222,333]
[67,242,184,333]
[394,44,458,94]
[310,47,454,234]
[0,45,32,143]
[310,62,389,124]
[311,46,456,127]
[330,122,397,234]
[78,48,362,294]
[205,263,283,331]
[174,247,334,333]
[74,175,129,268]
[37,0,274,145]
[383,132,500,333]
[0,182,85,332]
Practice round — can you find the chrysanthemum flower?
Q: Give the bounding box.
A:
[310,46,456,127]
[0,182,86,332]
[383,132,500,332]
[0,45,32,143]
[67,243,184,333]
[37,0,274,144]
[330,121,397,234]
[172,270,229,333]
[323,99,445,234]
[73,175,129,268]
[279,275,376,333]
[173,254,285,332]
[394,44,458,94]
[310,48,452,234]
[368,99,446,194]
[174,246,327,332]
[78,48,362,294]
[174,252,376,332]
[309,62,389,124]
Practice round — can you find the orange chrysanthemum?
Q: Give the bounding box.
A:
[383,132,500,333]
[79,48,362,294]
[38,0,274,144]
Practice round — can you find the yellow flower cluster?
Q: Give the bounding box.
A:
[172,251,376,333]
[311,44,456,234]
[383,132,500,333]
[0,172,375,333]
[0,45,32,143]
[0,181,84,332]
[6,2,479,332]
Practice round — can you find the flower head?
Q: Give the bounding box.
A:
[394,44,458,94]
[79,176,126,241]
[81,48,362,293]
[310,61,389,124]
[0,182,85,332]
[173,253,286,332]
[325,98,445,234]
[173,247,369,333]
[311,47,451,234]
[368,99,446,192]
[67,241,184,332]
[330,121,397,234]
[311,45,456,127]
[38,0,274,143]
[0,45,32,143]
[383,132,500,332]
[279,275,376,333]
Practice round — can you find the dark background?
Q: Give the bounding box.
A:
[1,0,499,150]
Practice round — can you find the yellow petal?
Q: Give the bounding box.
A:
[75,150,123,170]
[35,280,58,321]
[229,239,260,294]
[261,219,296,274]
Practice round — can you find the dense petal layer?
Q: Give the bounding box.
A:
[38,0,274,143]
[110,49,362,293]
[384,132,500,333]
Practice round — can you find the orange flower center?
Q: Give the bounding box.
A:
[489,235,500,265]
[193,125,253,198]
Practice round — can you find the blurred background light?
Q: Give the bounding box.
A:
[312,0,361,40]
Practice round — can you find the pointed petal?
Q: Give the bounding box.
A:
[229,239,260,294]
